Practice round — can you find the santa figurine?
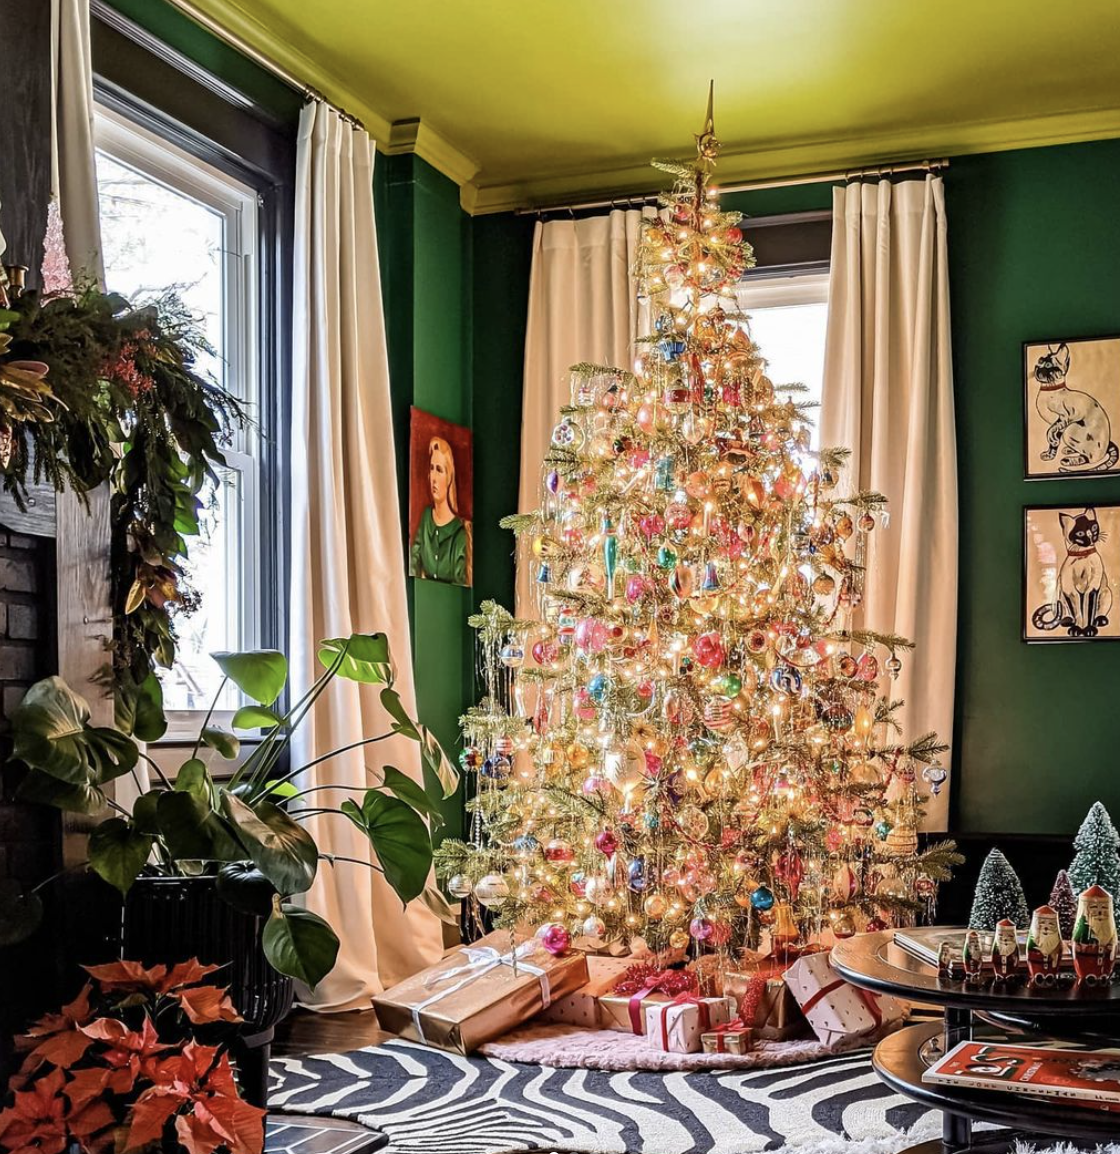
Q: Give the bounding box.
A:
[1026,905,1063,986]
[962,929,985,983]
[990,918,1022,983]
[1072,885,1118,986]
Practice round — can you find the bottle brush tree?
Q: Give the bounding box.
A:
[969,848,1029,931]
[1068,801,1120,899]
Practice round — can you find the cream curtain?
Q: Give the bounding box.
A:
[290,101,442,1010]
[516,209,649,615]
[820,176,957,831]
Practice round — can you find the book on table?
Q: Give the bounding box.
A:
[923,1041,1120,1111]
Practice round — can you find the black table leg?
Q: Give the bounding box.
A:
[941,1007,973,1152]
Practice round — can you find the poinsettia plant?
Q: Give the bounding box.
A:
[0,958,264,1154]
[1,633,459,988]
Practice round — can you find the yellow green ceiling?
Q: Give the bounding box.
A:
[184,0,1120,212]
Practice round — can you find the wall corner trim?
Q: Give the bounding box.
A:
[385,117,480,190]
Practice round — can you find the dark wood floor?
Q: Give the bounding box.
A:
[273,1008,394,1058]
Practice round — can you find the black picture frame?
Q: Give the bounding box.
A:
[1022,502,1120,643]
[1023,335,1120,480]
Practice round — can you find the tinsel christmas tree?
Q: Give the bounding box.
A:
[968,849,1029,931]
[1049,869,1077,939]
[437,96,960,957]
[1068,801,1120,899]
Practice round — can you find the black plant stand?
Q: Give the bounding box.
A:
[831,929,1120,1154]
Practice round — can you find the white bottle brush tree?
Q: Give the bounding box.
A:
[1068,801,1120,899]
[968,848,1029,931]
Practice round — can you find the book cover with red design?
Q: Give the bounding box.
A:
[924,1041,1120,1110]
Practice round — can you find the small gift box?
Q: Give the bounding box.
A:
[598,963,699,1034]
[783,951,907,1046]
[539,955,634,1027]
[644,995,736,1053]
[373,930,588,1054]
[701,1019,753,1055]
[722,964,807,1041]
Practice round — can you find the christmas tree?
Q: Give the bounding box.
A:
[1068,801,1120,899]
[1049,869,1077,939]
[968,849,1029,931]
[437,97,960,956]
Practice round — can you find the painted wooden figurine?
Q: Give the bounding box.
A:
[1026,905,1063,986]
[962,929,984,983]
[990,918,1022,983]
[1072,884,1118,985]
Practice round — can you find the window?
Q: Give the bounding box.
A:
[95,106,261,721]
[735,272,830,448]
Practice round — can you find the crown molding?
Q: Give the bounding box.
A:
[385,119,480,188]
[468,104,1120,215]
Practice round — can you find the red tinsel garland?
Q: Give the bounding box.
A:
[611,963,698,998]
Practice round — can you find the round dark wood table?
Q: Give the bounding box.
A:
[830,929,1120,1154]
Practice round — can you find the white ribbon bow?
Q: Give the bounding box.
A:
[411,942,552,1043]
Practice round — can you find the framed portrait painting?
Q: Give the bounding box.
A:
[409,407,473,587]
[1023,504,1120,642]
[1024,336,1120,478]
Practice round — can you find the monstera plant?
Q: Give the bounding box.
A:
[0,633,457,989]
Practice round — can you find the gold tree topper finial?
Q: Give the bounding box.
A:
[694,79,720,168]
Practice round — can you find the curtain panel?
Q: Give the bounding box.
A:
[290,102,442,1009]
[820,176,958,831]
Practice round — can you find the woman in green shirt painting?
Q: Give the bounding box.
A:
[410,435,471,586]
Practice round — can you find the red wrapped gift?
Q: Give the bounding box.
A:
[598,963,699,1034]
[644,993,736,1053]
[701,1016,753,1055]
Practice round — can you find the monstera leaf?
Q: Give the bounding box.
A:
[213,650,287,706]
[262,900,339,988]
[341,791,431,904]
[220,793,317,895]
[88,818,154,894]
[11,677,138,786]
[318,633,390,683]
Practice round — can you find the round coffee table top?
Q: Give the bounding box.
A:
[830,929,1120,1015]
[874,1019,1120,1143]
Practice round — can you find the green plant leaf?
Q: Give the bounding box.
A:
[216,861,277,917]
[16,769,105,814]
[420,727,460,800]
[11,677,138,786]
[262,900,339,988]
[131,790,163,835]
[156,790,241,862]
[343,791,431,904]
[133,673,167,743]
[0,880,43,946]
[212,650,287,706]
[318,633,391,683]
[174,759,212,804]
[420,884,458,925]
[377,765,442,823]
[88,818,153,894]
[231,705,284,731]
[220,793,317,895]
[202,726,240,760]
[261,779,299,800]
[379,687,420,740]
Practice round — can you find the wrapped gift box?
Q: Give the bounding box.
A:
[598,964,699,1034]
[539,955,634,1027]
[722,967,807,1041]
[373,930,588,1054]
[701,1021,753,1055]
[644,995,736,1053]
[783,951,908,1046]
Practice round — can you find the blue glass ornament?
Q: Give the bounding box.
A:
[875,820,893,841]
[770,665,802,696]
[513,834,540,854]
[537,562,552,585]
[701,561,721,593]
[481,753,511,780]
[654,454,676,492]
[659,337,686,361]
[750,885,776,911]
[588,673,611,703]
[628,857,646,892]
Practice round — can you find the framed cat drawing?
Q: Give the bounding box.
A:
[1024,504,1120,642]
[1024,336,1120,479]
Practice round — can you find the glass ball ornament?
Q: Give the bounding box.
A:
[749,884,776,911]
[537,922,571,956]
[544,838,575,864]
[594,829,619,856]
[874,819,893,841]
[582,774,608,795]
[460,745,483,771]
[668,928,690,951]
[643,893,667,920]
[481,753,511,780]
[676,804,710,841]
[567,741,591,769]
[689,916,714,942]
[832,912,857,939]
[628,857,646,892]
[603,738,646,793]
[922,764,948,796]
[499,643,525,669]
[582,915,607,938]
[831,863,860,901]
[583,876,614,906]
[474,873,510,909]
[447,873,473,899]
[513,834,540,855]
[587,673,611,703]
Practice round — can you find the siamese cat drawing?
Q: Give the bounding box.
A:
[1032,507,1113,638]
[1033,343,1119,474]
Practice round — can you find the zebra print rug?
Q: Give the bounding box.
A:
[269,1041,944,1154]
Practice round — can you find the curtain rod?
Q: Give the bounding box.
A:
[514,157,950,216]
[166,0,367,129]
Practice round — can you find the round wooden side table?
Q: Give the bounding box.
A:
[830,929,1120,1154]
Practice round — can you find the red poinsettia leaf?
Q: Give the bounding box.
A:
[158,960,223,993]
[200,1051,239,1098]
[106,1065,137,1097]
[175,986,242,1026]
[64,1067,114,1112]
[174,1109,225,1154]
[79,1017,128,1045]
[200,1094,266,1154]
[22,1024,95,1072]
[26,985,94,1038]
[84,960,168,991]
[66,1098,117,1141]
[124,1088,185,1151]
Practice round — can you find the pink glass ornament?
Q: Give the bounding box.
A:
[693,631,726,668]
[544,839,575,863]
[856,653,880,682]
[639,513,665,540]
[594,829,619,856]
[582,775,608,795]
[625,575,647,603]
[707,920,732,947]
[575,689,597,721]
[636,404,656,433]
[689,917,714,942]
[538,923,571,956]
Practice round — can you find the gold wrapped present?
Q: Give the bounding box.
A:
[701,1021,753,1055]
[539,954,634,1026]
[721,966,808,1041]
[373,930,588,1054]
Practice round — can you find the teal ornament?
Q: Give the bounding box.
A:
[769,665,802,695]
[537,561,552,585]
[657,545,677,569]
[654,455,676,492]
[643,811,660,832]
[750,885,776,911]
[875,819,893,841]
[602,515,618,597]
[588,673,611,703]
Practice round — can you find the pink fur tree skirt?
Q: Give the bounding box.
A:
[479,1022,893,1071]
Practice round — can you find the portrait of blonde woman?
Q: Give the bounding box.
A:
[409,409,473,587]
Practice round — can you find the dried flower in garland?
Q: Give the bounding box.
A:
[0,286,245,733]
